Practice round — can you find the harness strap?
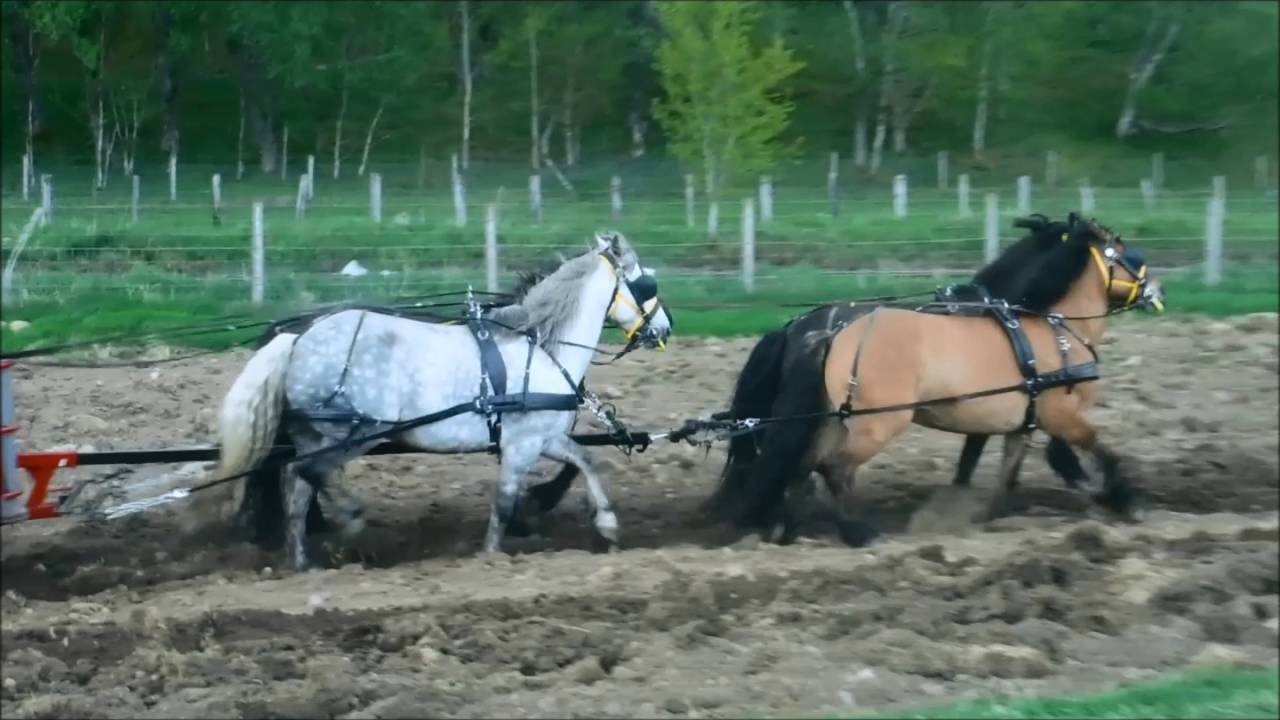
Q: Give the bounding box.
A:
[466,313,509,447]
[839,308,881,415]
[989,303,1042,432]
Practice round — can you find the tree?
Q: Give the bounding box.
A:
[652,1,803,236]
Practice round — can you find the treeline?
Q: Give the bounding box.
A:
[3,0,1276,188]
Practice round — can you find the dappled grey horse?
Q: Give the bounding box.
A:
[187,232,672,570]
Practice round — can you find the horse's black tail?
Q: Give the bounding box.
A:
[731,333,835,531]
[702,327,791,522]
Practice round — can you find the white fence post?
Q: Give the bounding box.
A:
[741,198,756,293]
[827,151,840,217]
[707,199,720,239]
[485,204,499,293]
[306,155,316,200]
[1212,175,1227,203]
[280,125,289,181]
[1152,152,1165,189]
[1255,155,1269,190]
[211,173,223,225]
[684,173,695,229]
[168,149,177,202]
[1139,178,1156,211]
[892,174,908,218]
[957,174,971,218]
[758,175,773,223]
[1016,175,1031,215]
[529,173,543,224]
[21,153,30,202]
[251,201,265,305]
[369,172,382,224]
[936,151,949,190]
[39,174,52,227]
[983,193,999,264]
[1204,195,1224,286]
[610,175,623,220]
[131,174,140,225]
[295,173,308,220]
[1045,150,1059,188]
[451,153,467,227]
[1079,179,1096,214]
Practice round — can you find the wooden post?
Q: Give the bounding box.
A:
[707,200,719,239]
[1255,155,1269,190]
[758,175,773,223]
[983,193,999,264]
[684,173,695,229]
[1151,152,1165,189]
[1139,178,1156,211]
[306,155,316,200]
[1212,175,1227,203]
[1045,150,1059,188]
[957,174,971,218]
[251,201,265,305]
[827,151,840,217]
[131,175,140,225]
[741,198,755,293]
[485,204,499,293]
[211,173,223,226]
[369,172,383,224]
[39,174,51,227]
[853,120,867,167]
[529,173,543,224]
[936,151,949,190]
[21,153,30,202]
[892,174,908,218]
[1203,195,1224,286]
[451,153,467,227]
[1016,175,1031,214]
[280,125,289,181]
[168,149,177,202]
[610,175,623,220]
[295,173,308,220]
[1079,179,1096,214]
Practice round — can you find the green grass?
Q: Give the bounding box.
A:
[859,666,1279,720]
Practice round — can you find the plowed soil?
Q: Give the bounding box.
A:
[3,314,1278,719]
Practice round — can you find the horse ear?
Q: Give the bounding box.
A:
[594,232,610,252]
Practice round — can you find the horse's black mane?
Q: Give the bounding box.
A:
[1003,214,1110,312]
[970,213,1072,297]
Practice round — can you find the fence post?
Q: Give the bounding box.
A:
[280,125,289,181]
[741,198,756,293]
[684,173,695,229]
[485,204,499,293]
[1016,175,1031,214]
[1204,195,1224,286]
[758,175,773,223]
[451,153,467,227]
[957,174,971,218]
[1255,155,1269,190]
[21,153,30,202]
[1079,179,1096,214]
[211,173,223,226]
[610,175,623,220]
[1212,175,1227,203]
[529,173,543,224]
[168,149,177,202]
[1045,150,1059,188]
[1152,152,1165,189]
[983,193,999,264]
[827,151,840,217]
[1139,178,1156,211]
[369,172,382,224]
[295,173,308,220]
[707,199,719,239]
[39,174,52,227]
[0,208,45,306]
[306,155,316,200]
[131,174,140,225]
[251,201,265,305]
[853,120,868,167]
[892,174,908,218]
[936,151,949,190]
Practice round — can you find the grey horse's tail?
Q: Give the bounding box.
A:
[183,333,298,531]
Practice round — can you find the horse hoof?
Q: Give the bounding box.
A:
[506,515,534,538]
[340,515,366,538]
[590,534,619,554]
[836,520,882,548]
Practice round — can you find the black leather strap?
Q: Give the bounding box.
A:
[467,316,508,445]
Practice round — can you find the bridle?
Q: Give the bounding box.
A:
[1078,220,1162,312]
[598,250,669,353]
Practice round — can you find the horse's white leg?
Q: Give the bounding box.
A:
[281,465,316,571]
[484,438,543,554]
[539,435,619,550]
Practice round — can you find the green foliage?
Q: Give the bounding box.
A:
[652,1,805,193]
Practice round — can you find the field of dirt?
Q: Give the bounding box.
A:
[2,313,1278,719]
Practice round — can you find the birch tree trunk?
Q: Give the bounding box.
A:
[870,2,904,175]
[459,0,472,171]
[529,23,540,172]
[841,1,869,167]
[232,37,276,175]
[972,5,994,160]
[158,7,179,160]
[333,72,348,179]
[6,13,43,181]
[1116,12,1181,139]
[357,98,385,177]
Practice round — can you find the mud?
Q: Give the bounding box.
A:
[3,314,1278,718]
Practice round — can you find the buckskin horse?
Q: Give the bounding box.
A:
[185,232,673,570]
[722,214,1163,546]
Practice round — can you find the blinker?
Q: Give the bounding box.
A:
[627,273,659,305]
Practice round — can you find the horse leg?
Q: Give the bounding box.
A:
[769,470,816,545]
[483,440,542,554]
[507,463,580,538]
[539,435,619,552]
[952,434,990,487]
[281,465,317,571]
[1047,416,1137,520]
[987,433,1030,520]
[825,410,913,547]
[1045,435,1091,489]
[314,465,366,538]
